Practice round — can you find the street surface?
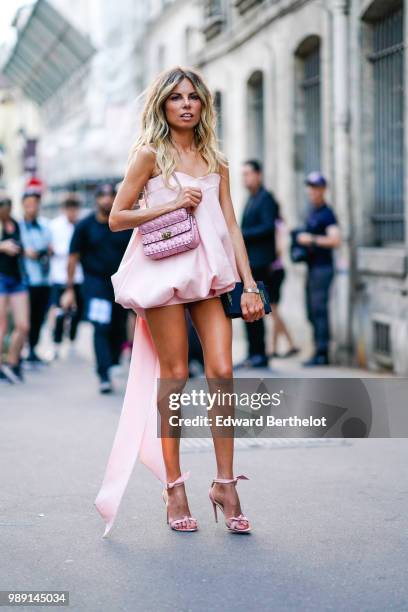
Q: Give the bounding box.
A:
[1,325,407,612]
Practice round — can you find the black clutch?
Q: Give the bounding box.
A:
[220,281,272,319]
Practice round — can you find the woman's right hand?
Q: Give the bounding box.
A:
[173,187,202,213]
[0,239,21,256]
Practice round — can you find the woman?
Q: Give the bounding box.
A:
[0,195,29,383]
[94,67,265,537]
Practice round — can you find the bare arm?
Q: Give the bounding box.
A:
[297,224,342,248]
[60,252,80,310]
[109,146,202,232]
[314,225,342,248]
[66,252,80,287]
[0,240,21,256]
[218,163,264,321]
[275,221,285,259]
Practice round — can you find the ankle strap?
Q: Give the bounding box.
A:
[212,474,249,484]
[166,471,190,489]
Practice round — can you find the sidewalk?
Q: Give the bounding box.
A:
[1,331,407,611]
[42,317,383,380]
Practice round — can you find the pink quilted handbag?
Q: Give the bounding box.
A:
[139,171,200,260]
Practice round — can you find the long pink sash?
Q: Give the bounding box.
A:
[94,315,166,537]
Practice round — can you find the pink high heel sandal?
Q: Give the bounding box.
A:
[209,475,251,533]
[162,471,198,532]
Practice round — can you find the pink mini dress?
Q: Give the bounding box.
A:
[94,171,240,537]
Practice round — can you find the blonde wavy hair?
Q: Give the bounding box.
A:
[127,66,227,189]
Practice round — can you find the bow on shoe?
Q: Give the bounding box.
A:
[166,471,191,489]
[212,474,249,484]
[163,471,198,532]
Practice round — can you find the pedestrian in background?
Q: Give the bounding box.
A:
[235,159,278,369]
[49,195,84,360]
[268,204,299,359]
[0,194,29,383]
[296,172,342,366]
[186,308,204,378]
[61,183,132,394]
[19,192,53,366]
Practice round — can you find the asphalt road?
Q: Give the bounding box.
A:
[1,348,407,612]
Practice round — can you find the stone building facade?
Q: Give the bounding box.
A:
[3,0,406,372]
[146,0,407,373]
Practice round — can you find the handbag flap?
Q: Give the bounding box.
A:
[141,216,193,245]
[139,207,188,234]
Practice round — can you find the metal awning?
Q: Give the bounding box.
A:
[1,0,96,105]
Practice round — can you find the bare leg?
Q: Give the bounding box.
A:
[271,305,296,353]
[145,303,195,529]
[271,307,280,354]
[188,297,249,530]
[8,292,30,365]
[0,295,9,364]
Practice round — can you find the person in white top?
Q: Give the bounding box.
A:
[49,196,84,358]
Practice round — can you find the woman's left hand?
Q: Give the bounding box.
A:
[241,292,265,322]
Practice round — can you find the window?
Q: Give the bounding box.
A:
[372,317,393,368]
[373,320,392,357]
[205,0,223,18]
[203,0,225,40]
[302,45,321,176]
[294,36,322,211]
[246,71,264,164]
[367,5,405,244]
[157,44,165,72]
[235,0,263,16]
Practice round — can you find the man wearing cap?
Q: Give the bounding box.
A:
[296,172,341,366]
[61,183,132,393]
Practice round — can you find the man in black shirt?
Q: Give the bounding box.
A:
[296,172,341,366]
[62,184,132,393]
[235,159,278,369]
